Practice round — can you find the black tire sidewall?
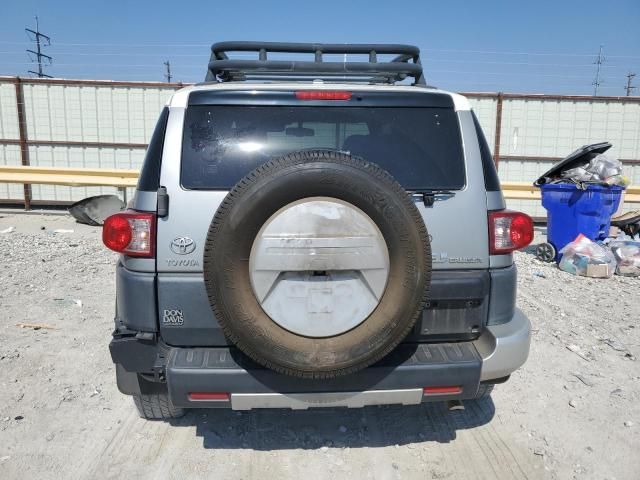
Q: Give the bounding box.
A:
[204,151,431,377]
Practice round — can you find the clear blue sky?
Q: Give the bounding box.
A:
[1,0,639,95]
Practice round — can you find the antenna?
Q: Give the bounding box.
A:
[164,61,172,83]
[25,16,52,78]
[625,72,637,96]
[592,45,604,96]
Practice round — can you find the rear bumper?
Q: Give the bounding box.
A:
[166,342,482,408]
[474,308,531,382]
[112,309,530,410]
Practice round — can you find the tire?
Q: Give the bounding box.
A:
[204,150,431,379]
[472,384,494,400]
[133,394,185,420]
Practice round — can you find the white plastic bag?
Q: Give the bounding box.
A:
[609,240,640,277]
[558,234,616,278]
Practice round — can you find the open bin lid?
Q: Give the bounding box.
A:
[533,142,612,186]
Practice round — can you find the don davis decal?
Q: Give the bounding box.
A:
[163,309,184,326]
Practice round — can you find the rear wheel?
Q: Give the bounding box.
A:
[133,394,185,420]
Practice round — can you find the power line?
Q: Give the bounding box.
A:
[1,39,640,58]
[592,45,605,95]
[625,72,637,96]
[25,16,52,78]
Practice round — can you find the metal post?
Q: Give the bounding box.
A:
[14,77,32,210]
[493,92,504,169]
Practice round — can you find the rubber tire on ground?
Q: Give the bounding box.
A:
[204,150,431,379]
[133,394,185,420]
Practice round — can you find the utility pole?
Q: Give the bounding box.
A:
[25,16,52,78]
[164,61,172,83]
[592,45,604,96]
[625,72,637,96]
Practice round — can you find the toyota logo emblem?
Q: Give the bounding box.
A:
[170,236,196,255]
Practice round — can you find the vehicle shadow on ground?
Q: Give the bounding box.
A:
[169,397,495,450]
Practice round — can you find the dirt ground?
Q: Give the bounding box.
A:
[0,211,638,480]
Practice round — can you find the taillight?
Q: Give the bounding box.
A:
[295,91,352,101]
[488,210,533,255]
[103,211,155,257]
[423,386,462,395]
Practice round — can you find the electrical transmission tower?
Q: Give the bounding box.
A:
[592,45,605,96]
[625,72,637,96]
[25,16,52,78]
[164,61,172,83]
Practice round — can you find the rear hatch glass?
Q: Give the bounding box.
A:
[181,105,465,190]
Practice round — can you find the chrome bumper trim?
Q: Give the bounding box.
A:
[231,388,424,410]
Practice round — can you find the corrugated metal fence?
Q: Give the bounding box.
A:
[1,76,639,216]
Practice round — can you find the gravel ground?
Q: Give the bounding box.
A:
[0,211,638,480]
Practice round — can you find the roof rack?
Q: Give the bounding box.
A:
[205,41,426,85]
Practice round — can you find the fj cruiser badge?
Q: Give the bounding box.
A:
[170,236,196,255]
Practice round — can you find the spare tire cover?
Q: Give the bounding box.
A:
[204,150,431,378]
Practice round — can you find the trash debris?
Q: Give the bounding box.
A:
[0,226,15,234]
[609,240,640,277]
[69,194,125,226]
[624,421,634,427]
[16,322,58,330]
[566,344,590,362]
[53,229,74,234]
[611,210,640,238]
[73,299,83,308]
[571,373,593,387]
[602,338,627,352]
[560,154,628,187]
[558,234,616,278]
[535,142,612,186]
[569,400,577,408]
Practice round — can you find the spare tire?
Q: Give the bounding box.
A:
[204,150,431,378]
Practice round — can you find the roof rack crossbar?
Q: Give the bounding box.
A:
[205,41,426,85]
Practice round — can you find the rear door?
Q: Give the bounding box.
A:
[156,88,489,345]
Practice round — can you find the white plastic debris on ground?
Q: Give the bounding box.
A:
[609,240,640,277]
[558,234,616,278]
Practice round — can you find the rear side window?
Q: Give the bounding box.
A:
[471,112,501,192]
[181,106,465,190]
[137,107,169,192]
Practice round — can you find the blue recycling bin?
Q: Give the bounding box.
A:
[540,183,624,260]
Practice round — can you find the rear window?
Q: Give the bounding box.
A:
[181,106,465,190]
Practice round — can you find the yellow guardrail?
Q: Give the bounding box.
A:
[0,165,138,188]
[0,166,638,203]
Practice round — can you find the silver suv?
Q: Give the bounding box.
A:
[103,42,533,419]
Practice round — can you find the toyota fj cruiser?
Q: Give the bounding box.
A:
[104,42,533,419]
